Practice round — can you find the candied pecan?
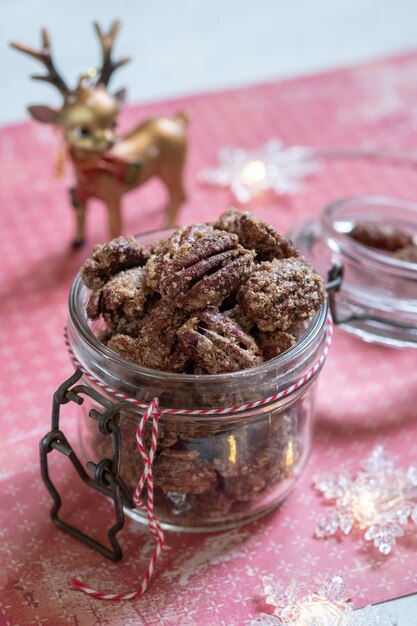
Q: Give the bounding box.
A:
[139,419,179,450]
[185,489,232,518]
[393,243,417,263]
[148,224,255,310]
[107,334,142,363]
[86,267,152,336]
[289,318,310,340]
[102,268,149,333]
[211,429,253,477]
[192,365,210,375]
[153,448,217,494]
[210,418,291,477]
[81,236,149,290]
[108,301,190,373]
[137,301,190,372]
[214,208,296,261]
[349,221,412,252]
[145,237,171,291]
[237,257,325,331]
[146,225,215,292]
[223,304,254,333]
[178,310,263,374]
[223,470,270,501]
[101,414,180,492]
[101,267,149,314]
[86,291,102,319]
[216,414,299,501]
[106,297,160,338]
[256,329,296,361]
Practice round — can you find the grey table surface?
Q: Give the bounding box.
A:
[1,1,416,623]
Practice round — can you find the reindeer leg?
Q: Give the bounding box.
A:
[106,196,123,239]
[161,168,187,228]
[73,204,87,248]
[70,188,87,248]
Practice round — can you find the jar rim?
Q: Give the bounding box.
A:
[68,228,329,384]
[321,195,417,279]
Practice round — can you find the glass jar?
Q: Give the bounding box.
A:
[290,195,417,349]
[66,229,329,532]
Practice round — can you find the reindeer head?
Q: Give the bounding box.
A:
[11,21,130,153]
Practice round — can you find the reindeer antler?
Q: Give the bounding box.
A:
[10,29,70,98]
[94,20,130,87]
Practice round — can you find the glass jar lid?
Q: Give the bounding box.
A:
[290,195,417,349]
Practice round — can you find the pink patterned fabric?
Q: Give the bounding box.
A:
[1,52,417,625]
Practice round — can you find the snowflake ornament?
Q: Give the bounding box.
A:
[314,446,417,554]
[198,139,320,203]
[249,575,393,626]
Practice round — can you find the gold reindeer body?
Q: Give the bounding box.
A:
[11,22,188,247]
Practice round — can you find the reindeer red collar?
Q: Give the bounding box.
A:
[11,21,189,248]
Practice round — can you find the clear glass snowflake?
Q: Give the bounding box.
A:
[197,139,320,203]
[314,446,417,554]
[249,575,393,625]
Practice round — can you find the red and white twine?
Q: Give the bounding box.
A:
[65,311,333,600]
[64,312,333,417]
[71,398,165,601]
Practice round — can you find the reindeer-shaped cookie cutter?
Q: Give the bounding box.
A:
[11,21,189,248]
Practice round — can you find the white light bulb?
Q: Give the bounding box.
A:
[240,160,267,186]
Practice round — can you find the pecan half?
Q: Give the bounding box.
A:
[237,257,325,331]
[256,329,296,360]
[349,221,412,252]
[154,448,217,494]
[107,333,142,363]
[214,208,296,261]
[178,310,263,374]
[152,224,255,310]
[223,304,254,333]
[81,236,149,290]
[394,243,417,263]
[85,267,152,337]
[108,301,190,372]
[146,225,217,292]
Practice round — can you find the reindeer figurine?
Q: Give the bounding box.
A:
[11,21,189,248]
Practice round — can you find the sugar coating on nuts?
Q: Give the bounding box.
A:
[223,304,254,333]
[349,221,412,252]
[214,207,297,261]
[394,243,417,263]
[108,301,190,372]
[155,224,255,310]
[87,267,151,337]
[237,257,325,331]
[178,310,263,374]
[154,449,217,494]
[81,209,326,373]
[80,236,149,290]
[256,329,296,361]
